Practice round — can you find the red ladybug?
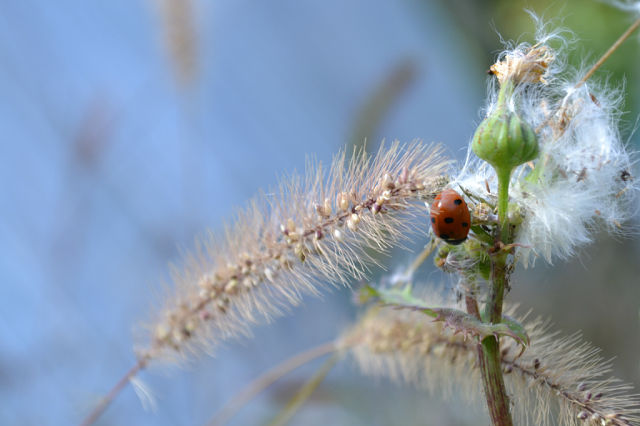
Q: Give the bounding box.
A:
[429,189,471,245]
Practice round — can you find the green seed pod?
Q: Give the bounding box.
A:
[471,108,538,171]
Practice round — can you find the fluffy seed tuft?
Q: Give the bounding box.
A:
[455,18,637,266]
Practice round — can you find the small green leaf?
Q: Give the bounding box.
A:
[362,285,529,354]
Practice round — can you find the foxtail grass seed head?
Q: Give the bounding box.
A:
[342,305,640,426]
[139,142,449,362]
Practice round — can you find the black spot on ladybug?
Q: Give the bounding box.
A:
[440,234,450,240]
[431,217,436,224]
[444,217,454,224]
[453,199,462,205]
[462,222,469,228]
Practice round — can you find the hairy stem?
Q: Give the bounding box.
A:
[479,337,513,426]
[477,245,513,426]
[478,164,514,425]
[485,252,508,325]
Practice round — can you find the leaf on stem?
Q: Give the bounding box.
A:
[361,285,529,352]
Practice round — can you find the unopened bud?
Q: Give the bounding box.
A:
[472,107,538,172]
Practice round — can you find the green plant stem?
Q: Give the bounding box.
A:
[478,160,514,425]
[478,336,512,426]
[466,285,511,425]
[496,167,512,242]
[464,276,511,425]
[486,158,512,323]
[485,252,508,324]
[478,249,513,426]
[496,79,513,110]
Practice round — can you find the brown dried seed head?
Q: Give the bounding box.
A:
[489,45,554,85]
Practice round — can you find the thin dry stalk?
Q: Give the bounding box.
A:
[209,341,337,426]
[576,17,640,87]
[80,358,148,426]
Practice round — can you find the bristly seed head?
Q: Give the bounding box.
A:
[343,305,640,426]
[141,142,448,361]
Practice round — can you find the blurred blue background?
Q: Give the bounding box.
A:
[1,1,638,425]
